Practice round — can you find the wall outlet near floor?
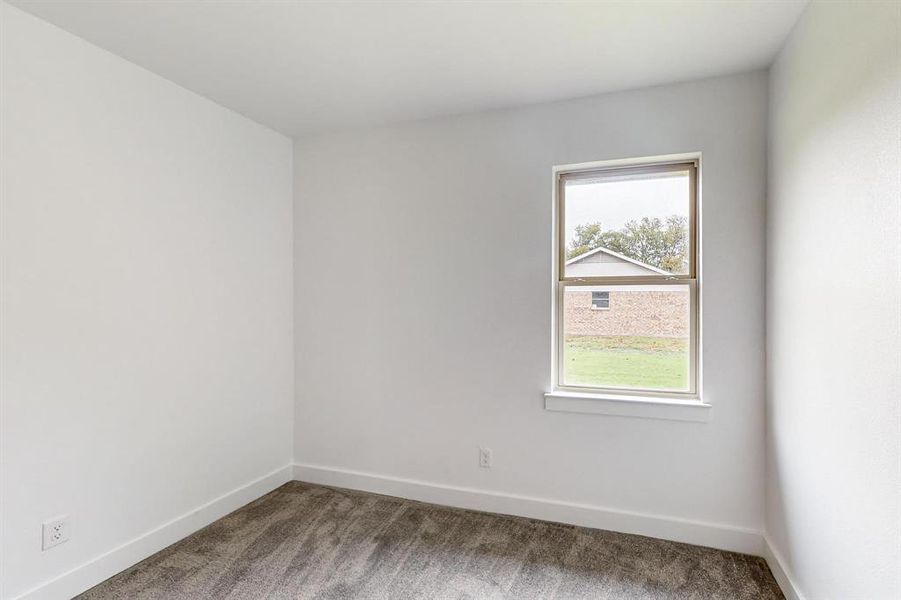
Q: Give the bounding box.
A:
[42,515,71,551]
[479,447,492,468]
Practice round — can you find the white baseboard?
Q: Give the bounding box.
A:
[763,536,805,600]
[10,464,293,600]
[7,463,789,600]
[292,463,764,556]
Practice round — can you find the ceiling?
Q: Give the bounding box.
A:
[8,0,808,137]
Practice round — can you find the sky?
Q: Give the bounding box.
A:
[564,173,689,247]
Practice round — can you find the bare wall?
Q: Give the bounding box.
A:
[766,1,901,598]
[0,5,294,598]
[293,71,767,537]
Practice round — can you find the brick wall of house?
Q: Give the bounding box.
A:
[564,289,689,337]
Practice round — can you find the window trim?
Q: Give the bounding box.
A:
[550,155,701,402]
[543,390,711,422]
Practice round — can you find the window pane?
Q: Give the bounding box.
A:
[563,168,690,278]
[591,291,609,308]
[562,284,690,392]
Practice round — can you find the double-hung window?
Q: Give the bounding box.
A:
[553,159,699,398]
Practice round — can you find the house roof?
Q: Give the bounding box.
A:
[565,246,670,275]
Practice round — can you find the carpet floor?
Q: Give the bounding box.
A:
[78,481,783,599]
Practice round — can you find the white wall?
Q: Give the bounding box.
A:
[766,2,901,599]
[0,4,294,599]
[293,72,768,543]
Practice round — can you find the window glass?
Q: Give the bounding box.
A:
[556,161,697,396]
[563,168,691,279]
[562,284,691,392]
[591,291,609,309]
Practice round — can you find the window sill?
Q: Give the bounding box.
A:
[544,390,711,422]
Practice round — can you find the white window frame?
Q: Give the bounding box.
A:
[546,155,708,419]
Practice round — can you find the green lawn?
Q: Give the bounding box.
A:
[563,335,689,390]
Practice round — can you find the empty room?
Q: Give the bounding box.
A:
[1,1,898,599]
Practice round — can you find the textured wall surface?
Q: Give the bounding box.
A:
[766,2,901,598]
[0,5,294,598]
[295,71,768,536]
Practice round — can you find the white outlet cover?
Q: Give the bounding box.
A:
[479,447,492,468]
[42,515,71,551]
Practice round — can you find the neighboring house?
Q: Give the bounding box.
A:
[564,246,689,338]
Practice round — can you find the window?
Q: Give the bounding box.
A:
[591,291,609,309]
[554,159,698,397]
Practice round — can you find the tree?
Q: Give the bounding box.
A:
[567,215,688,274]
[567,222,606,260]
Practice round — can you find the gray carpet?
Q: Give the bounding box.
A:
[77,482,783,599]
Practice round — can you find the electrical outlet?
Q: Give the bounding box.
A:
[479,447,492,468]
[42,516,71,551]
